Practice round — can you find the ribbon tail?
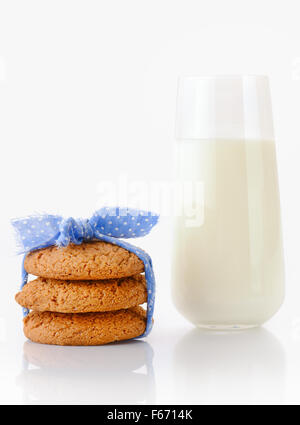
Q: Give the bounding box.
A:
[21,255,29,317]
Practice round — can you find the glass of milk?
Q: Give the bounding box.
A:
[172,76,285,329]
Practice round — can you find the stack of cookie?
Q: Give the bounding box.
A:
[15,241,148,346]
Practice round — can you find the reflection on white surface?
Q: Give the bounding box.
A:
[17,340,155,404]
[173,327,286,403]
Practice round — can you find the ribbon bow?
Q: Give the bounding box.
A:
[12,207,159,338]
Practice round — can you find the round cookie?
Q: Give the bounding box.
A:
[23,307,147,346]
[15,274,147,313]
[24,241,144,280]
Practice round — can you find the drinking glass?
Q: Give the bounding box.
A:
[172,76,285,329]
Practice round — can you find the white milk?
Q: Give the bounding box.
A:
[172,139,285,328]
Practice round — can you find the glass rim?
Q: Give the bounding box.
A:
[178,74,269,80]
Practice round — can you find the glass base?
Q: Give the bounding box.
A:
[197,324,259,331]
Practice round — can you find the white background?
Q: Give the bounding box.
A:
[0,0,300,405]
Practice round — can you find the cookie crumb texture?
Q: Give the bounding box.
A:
[15,275,147,313]
[24,241,144,280]
[24,307,147,346]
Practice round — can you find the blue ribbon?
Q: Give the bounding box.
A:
[12,207,159,338]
